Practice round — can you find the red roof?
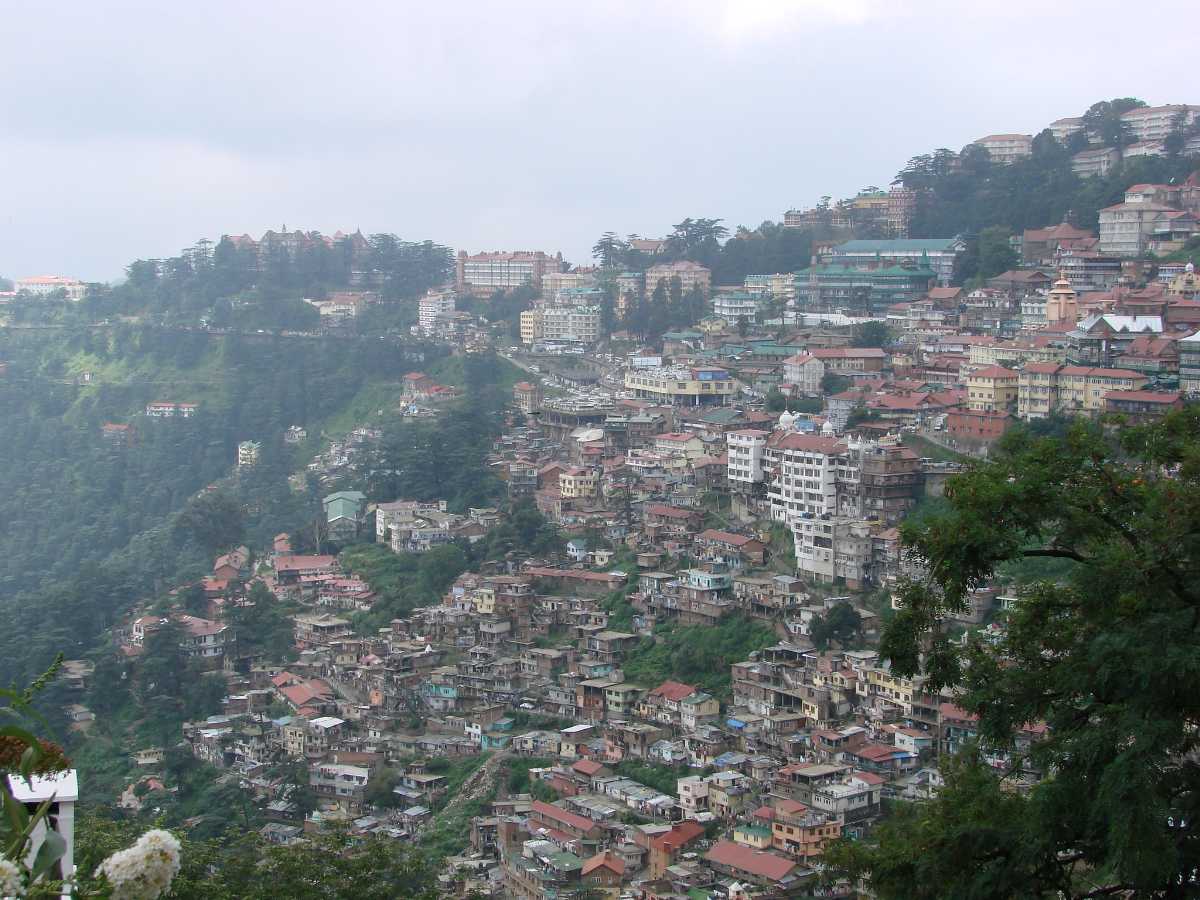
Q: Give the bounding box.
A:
[705,840,797,880]
[810,347,886,359]
[581,851,625,877]
[765,433,844,454]
[274,554,336,572]
[1105,390,1181,404]
[697,529,757,547]
[650,680,697,702]
[572,758,605,776]
[651,819,706,853]
[531,800,597,834]
[644,504,699,519]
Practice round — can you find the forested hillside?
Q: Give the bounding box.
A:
[0,324,447,687]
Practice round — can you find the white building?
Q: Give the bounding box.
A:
[967,134,1032,165]
[15,275,86,300]
[237,441,262,468]
[1098,201,1179,257]
[782,354,825,396]
[1120,104,1199,142]
[418,289,456,335]
[726,429,769,485]
[1071,147,1120,179]
[712,291,763,322]
[763,426,849,526]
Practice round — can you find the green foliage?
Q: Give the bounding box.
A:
[621,614,777,697]
[896,103,1196,243]
[810,601,862,650]
[850,320,893,348]
[227,581,296,661]
[174,490,245,555]
[613,760,686,797]
[873,408,1200,897]
[821,372,852,396]
[506,757,556,794]
[341,542,469,632]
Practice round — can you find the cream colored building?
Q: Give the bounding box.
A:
[968,133,1032,165]
[966,365,1018,412]
[645,260,711,296]
[559,467,598,499]
[1018,364,1147,419]
[624,366,736,406]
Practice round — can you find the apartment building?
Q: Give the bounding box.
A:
[966,365,1019,412]
[1071,148,1120,179]
[455,249,561,293]
[1098,201,1180,257]
[644,260,711,296]
[713,291,764,321]
[1017,364,1147,419]
[793,516,873,588]
[967,133,1032,165]
[519,306,602,344]
[1120,104,1199,142]
[541,271,595,300]
[417,289,456,334]
[624,366,736,406]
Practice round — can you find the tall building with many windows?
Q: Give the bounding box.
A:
[455,250,562,294]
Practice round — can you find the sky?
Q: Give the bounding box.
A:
[1,0,1195,282]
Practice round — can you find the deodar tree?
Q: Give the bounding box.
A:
[831,409,1200,899]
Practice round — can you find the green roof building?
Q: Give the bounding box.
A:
[795,264,937,313]
[831,237,965,286]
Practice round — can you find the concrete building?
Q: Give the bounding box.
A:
[237,440,262,468]
[1178,330,1200,395]
[1018,364,1147,419]
[1120,104,1199,142]
[418,289,456,335]
[14,275,87,300]
[455,250,561,294]
[966,366,1018,413]
[1099,201,1180,257]
[828,238,966,286]
[1071,147,1120,179]
[713,291,765,322]
[624,366,736,406]
[644,260,711,296]
[967,133,1032,165]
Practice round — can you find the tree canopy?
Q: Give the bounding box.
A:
[841,409,1200,898]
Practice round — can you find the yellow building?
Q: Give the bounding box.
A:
[1018,364,1147,419]
[519,309,541,345]
[966,365,1019,412]
[559,467,599,500]
[624,366,736,406]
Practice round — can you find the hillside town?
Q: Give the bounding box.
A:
[9,98,1200,900]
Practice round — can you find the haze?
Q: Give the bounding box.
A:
[1,0,1193,280]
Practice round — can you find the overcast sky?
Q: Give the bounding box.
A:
[1,0,1195,281]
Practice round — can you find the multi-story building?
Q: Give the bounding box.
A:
[886,187,918,239]
[1071,147,1120,179]
[237,441,261,468]
[966,365,1019,412]
[827,238,965,286]
[455,250,561,294]
[782,354,825,396]
[1048,116,1084,143]
[644,260,711,296]
[1179,330,1200,395]
[967,133,1032,165]
[417,288,456,335]
[513,381,543,414]
[1120,104,1199,142]
[541,271,595,300]
[539,305,602,343]
[559,467,599,500]
[1099,200,1181,257]
[14,275,87,300]
[795,264,937,312]
[1017,364,1147,419]
[624,366,736,406]
[793,516,874,588]
[713,291,764,321]
[763,431,848,525]
[744,273,798,306]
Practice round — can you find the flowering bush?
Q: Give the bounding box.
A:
[94,829,181,900]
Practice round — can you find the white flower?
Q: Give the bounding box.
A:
[0,856,23,899]
[95,829,181,900]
